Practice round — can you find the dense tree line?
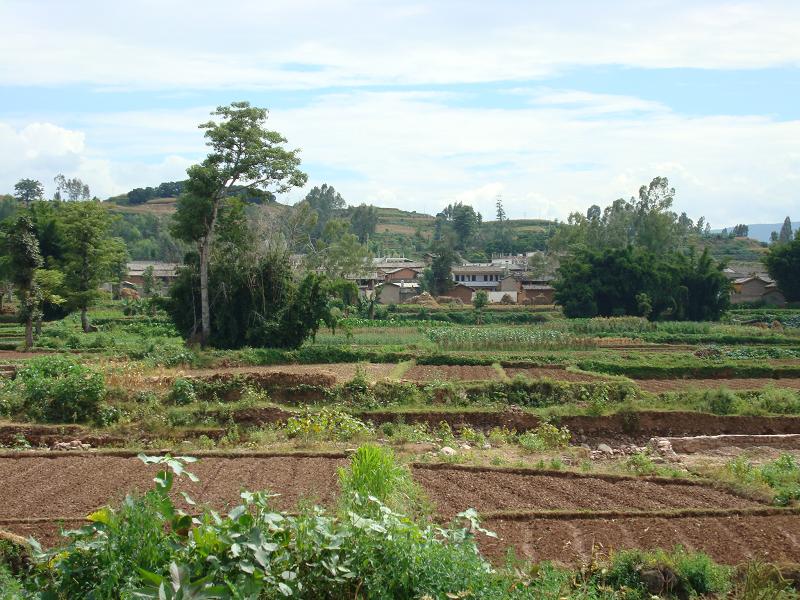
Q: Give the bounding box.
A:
[765,228,800,302]
[552,177,731,321]
[0,193,127,346]
[555,246,730,320]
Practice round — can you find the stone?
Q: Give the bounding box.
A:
[597,443,614,455]
[439,446,457,456]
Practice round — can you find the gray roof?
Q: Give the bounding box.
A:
[127,261,179,277]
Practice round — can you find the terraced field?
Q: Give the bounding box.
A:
[2,453,798,565]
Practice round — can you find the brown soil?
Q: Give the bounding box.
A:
[363,410,800,440]
[480,514,800,565]
[154,363,395,387]
[505,367,606,383]
[0,424,125,448]
[412,466,764,520]
[1,455,796,565]
[0,455,347,522]
[0,350,54,360]
[403,365,501,382]
[638,378,800,392]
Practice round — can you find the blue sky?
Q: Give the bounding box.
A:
[1,0,799,226]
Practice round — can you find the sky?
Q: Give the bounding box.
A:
[1,0,799,226]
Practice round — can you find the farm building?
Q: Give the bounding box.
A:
[731,275,786,306]
[377,281,420,304]
[126,261,179,288]
[451,264,507,289]
[521,284,556,305]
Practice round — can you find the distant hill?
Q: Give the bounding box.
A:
[716,221,796,243]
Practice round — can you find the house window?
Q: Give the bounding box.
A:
[471,275,476,282]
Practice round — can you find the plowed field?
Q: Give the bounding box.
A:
[412,466,765,519]
[2,454,798,565]
[481,513,800,565]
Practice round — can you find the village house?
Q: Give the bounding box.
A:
[377,281,421,304]
[126,261,179,288]
[451,264,507,289]
[731,274,787,306]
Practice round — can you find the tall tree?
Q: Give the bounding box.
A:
[61,201,127,332]
[349,204,378,243]
[171,102,307,345]
[13,178,44,206]
[765,235,800,301]
[439,202,480,250]
[779,217,793,243]
[425,241,456,296]
[53,174,91,201]
[303,184,345,239]
[306,219,372,279]
[0,214,43,348]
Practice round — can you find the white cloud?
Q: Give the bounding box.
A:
[0,121,194,198]
[0,1,798,89]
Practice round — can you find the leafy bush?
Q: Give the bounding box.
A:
[517,422,571,452]
[284,407,373,441]
[168,378,197,406]
[705,388,737,415]
[12,355,105,423]
[603,547,731,598]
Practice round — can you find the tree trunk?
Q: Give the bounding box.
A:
[24,315,33,350]
[81,307,90,333]
[35,315,42,337]
[199,237,211,346]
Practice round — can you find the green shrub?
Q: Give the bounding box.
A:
[603,547,731,598]
[724,454,800,505]
[168,378,197,406]
[336,367,376,407]
[517,422,571,452]
[13,355,105,423]
[284,407,374,441]
[705,388,737,415]
[758,386,800,414]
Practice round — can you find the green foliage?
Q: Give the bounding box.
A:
[555,245,730,321]
[603,547,731,598]
[424,326,595,351]
[11,354,105,423]
[765,233,800,301]
[284,407,373,441]
[348,203,378,243]
[705,387,738,415]
[724,454,800,506]
[60,200,128,323]
[517,422,571,452]
[338,444,419,514]
[169,378,198,406]
[169,251,335,349]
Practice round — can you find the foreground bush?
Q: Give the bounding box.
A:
[5,355,105,423]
